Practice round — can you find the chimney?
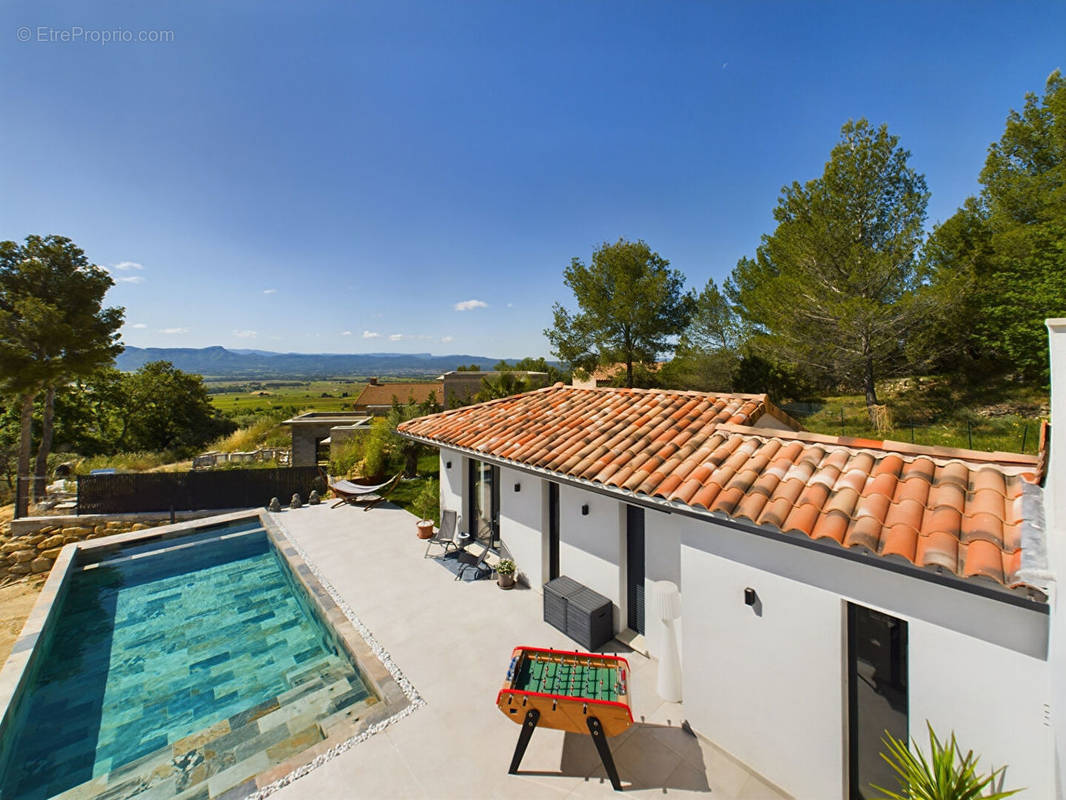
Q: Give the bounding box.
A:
[1043,319,1066,798]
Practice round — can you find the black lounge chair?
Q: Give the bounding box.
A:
[456,538,493,581]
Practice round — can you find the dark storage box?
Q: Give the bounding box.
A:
[543,576,613,651]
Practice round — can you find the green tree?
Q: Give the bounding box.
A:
[121,361,234,452]
[386,395,441,477]
[51,368,130,457]
[925,71,1066,380]
[474,371,533,402]
[662,279,745,391]
[727,120,933,407]
[493,356,569,383]
[546,238,694,388]
[0,235,123,514]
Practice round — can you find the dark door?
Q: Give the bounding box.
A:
[626,505,645,633]
[547,482,560,581]
[468,460,500,547]
[848,603,908,799]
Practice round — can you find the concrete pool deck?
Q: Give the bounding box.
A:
[268,502,790,799]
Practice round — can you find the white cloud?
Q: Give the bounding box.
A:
[441,335,454,343]
[362,330,381,339]
[116,275,145,284]
[263,288,277,294]
[454,299,488,312]
[130,323,148,329]
[113,261,144,271]
[233,329,257,338]
[341,330,353,336]
[158,327,189,335]
[506,302,514,308]
[388,333,433,342]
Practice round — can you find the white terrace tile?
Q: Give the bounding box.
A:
[267,502,789,800]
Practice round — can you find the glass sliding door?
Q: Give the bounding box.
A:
[468,459,500,548]
[626,505,645,633]
[847,603,908,799]
[547,482,560,581]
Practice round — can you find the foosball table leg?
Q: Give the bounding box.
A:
[586,716,623,791]
[508,708,540,774]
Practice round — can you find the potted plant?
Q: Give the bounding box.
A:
[414,478,439,539]
[496,559,516,589]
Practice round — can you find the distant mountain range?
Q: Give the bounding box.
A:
[116,346,506,379]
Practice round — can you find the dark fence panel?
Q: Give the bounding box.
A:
[76,467,323,515]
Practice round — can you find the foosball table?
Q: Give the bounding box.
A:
[496,645,634,791]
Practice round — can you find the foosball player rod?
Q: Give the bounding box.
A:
[586,715,623,791]
[508,708,540,775]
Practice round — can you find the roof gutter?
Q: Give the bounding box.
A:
[398,430,1049,613]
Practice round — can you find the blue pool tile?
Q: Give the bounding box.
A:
[0,529,370,799]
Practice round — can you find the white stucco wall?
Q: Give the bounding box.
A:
[558,484,624,631]
[681,538,845,799]
[438,448,463,530]
[1045,319,1066,799]
[909,620,1051,798]
[496,467,545,587]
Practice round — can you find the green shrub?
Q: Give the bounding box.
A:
[414,478,439,522]
[362,418,392,478]
[873,722,1019,800]
[330,435,366,477]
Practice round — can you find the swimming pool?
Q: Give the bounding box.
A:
[0,512,409,799]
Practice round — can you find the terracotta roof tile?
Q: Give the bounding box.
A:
[355,381,442,408]
[397,385,1043,594]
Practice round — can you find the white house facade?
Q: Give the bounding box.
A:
[402,329,1066,799]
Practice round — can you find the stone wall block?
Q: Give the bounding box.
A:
[38,534,65,550]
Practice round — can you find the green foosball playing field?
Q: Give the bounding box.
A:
[514,651,620,702]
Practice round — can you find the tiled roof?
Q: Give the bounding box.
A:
[355,382,441,408]
[398,384,1044,593]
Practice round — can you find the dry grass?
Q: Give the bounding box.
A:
[0,577,45,664]
[210,418,289,453]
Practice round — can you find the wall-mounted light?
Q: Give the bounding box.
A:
[514,483,521,492]
[445,461,452,469]
[744,588,757,606]
[581,504,589,516]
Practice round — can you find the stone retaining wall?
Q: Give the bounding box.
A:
[0,508,247,582]
[0,519,156,581]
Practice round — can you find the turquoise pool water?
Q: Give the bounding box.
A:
[0,521,370,799]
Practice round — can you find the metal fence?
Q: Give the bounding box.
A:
[782,402,1041,454]
[76,466,324,515]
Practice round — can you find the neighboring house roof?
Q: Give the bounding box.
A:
[354,382,441,408]
[572,362,665,388]
[398,384,1046,598]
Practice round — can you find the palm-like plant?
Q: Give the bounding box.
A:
[872,723,1019,800]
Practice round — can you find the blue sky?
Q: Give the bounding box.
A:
[3,1,1064,359]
